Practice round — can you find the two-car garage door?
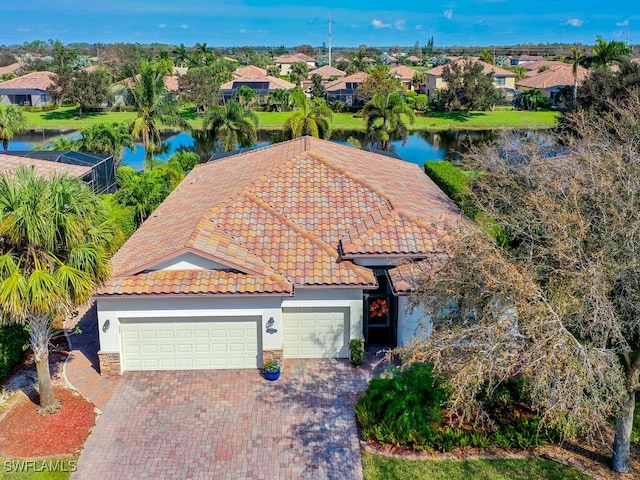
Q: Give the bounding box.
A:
[120,316,260,371]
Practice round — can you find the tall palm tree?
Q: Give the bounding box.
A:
[0,104,28,151]
[0,168,113,413]
[267,88,290,112]
[283,90,333,139]
[592,36,632,69]
[203,100,259,152]
[130,61,190,168]
[568,45,585,100]
[173,43,190,68]
[233,85,258,108]
[362,92,415,150]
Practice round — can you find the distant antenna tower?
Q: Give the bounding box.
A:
[328,14,332,67]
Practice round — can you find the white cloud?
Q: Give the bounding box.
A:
[350,24,359,28]
[158,23,166,28]
[443,9,453,20]
[16,27,30,32]
[180,24,189,29]
[415,24,423,30]
[239,28,247,34]
[617,20,629,27]
[372,19,391,29]
[394,20,405,30]
[563,18,584,27]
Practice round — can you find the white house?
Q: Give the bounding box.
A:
[95,137,462,374]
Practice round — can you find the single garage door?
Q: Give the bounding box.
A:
[120,316,260,371]
[282,307,349,358]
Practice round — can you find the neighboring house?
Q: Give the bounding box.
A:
[424,58,516,99]
[0,71,55,106]
[510,55,545,66]
[516,61,588,105]
[308,65,346,82]
[325,72,369,106]
[388,56,401,67]
[233,65,267,78]
[274,53,317,76]
[95,137,461,374]
[406,55,423,66]
[219,74,296,105]
[116,66,186,105]
[0,150,116,194]
[0,62,23,78]
[391,65,418,90]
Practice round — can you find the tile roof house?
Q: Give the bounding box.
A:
[391,65,418,90]
[325,72,370,106]
[424,58,516,99]
[0,62,23,77]
[274,53,317,75]
[516,61,588,105]
[96,137,462,374]
[308,65,346,81]
[233,65,267,77]
[219,74,296,105]
[0,71,56,106]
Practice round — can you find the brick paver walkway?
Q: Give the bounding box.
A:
[73,360,368,480]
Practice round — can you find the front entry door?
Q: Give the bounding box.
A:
[364,269,397,347]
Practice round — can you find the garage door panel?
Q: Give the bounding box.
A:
[120,316,260,371]
[283,307,349,359]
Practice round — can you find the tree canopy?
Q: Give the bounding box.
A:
[436,59,506,112]
[0,104,28,151]
[202,100,259,152]
[400,95,640,473]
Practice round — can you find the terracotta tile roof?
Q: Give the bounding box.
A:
[0,153,91,179]
[407,55,422,63]
[220,74,296,91]
[309,65,346,79]
[100,269,293,296]
[516,62,588,89]
[427,59,516,78]
[391,65,417,81]
[102,137,461,296]
[0,71,56,91]
[122,67,185,92]
[275,53,316,64]
[0,62,22,76]
[234,65,267,77]
[325,72,369,92]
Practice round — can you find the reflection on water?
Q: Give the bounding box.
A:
[7,128,498,171]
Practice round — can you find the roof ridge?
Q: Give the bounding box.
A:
[242,190,376,285]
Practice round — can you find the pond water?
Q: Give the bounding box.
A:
[8,129,497,171]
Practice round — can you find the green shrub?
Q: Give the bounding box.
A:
[349,338,366,366]
[22,103,59,112]
[102,193,137,250]
[355,363,449,447]
[424,161,478,219]
[0,324,29,379]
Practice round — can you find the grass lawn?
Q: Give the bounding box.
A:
[23,106,560,132]
[0,458,76,479]
[361,452,590,480]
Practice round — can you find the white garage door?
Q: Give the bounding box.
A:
[283,307,349,358]
[120,316,260,371]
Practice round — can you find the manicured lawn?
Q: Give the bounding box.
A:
[24,106,560,132]
[0,458,76,479]
[361,452,590,480]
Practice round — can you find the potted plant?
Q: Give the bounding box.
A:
[264,359,281,381]
[349,338,366,367]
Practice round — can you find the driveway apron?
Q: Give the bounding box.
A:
[73,360,367,480]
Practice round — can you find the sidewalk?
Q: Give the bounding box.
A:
[64,302,118,412]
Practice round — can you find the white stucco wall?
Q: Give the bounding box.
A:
[397,296,432,346]
[149,252,230,271]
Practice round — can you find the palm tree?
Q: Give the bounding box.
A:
[203,100,259,152]
[0,104,28,151]
[518,88,546,110]
[77,123,135,166]
[592,36,632,68]
[0,168,113,413]
[173,43,190,68]
[130,61,190,168]
[362,92,415,150]
[411,71,426,91]
[349,48,369,73]
[267,88,290,112]
[568,45,585,100]
[233,85,258,108]
[509,66,527,82]
[283,90,333,139]
[479,48,494,65]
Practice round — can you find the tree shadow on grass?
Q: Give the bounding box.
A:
[179,106,199,121]
[41,109,109,121]
[427,111,489,123]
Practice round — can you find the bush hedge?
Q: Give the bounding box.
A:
[424,161,478,219]
[355,364,559,452]
[21,103,59,113]
[0,324,29,380]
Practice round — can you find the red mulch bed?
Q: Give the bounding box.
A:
[0,387,96,457]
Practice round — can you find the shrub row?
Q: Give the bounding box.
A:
[0,324,29,380]
[424,161,478,219]
[21,103,59,113]
[355,363,559,452]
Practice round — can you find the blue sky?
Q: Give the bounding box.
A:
[0,1,636,47]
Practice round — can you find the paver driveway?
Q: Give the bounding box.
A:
[73,360,368,480]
